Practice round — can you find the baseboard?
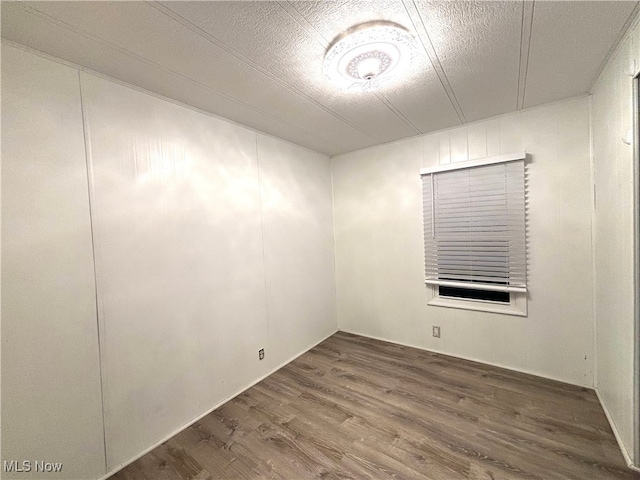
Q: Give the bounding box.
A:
[97,328,338,480]
[97,328,638,478]
[594,388,640,473]
[340,329,640,472]
[338,329,592,389]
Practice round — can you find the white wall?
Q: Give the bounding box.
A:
[1,45,106,479]
[257,134,338,372]
[333,96,594,387]
[591,17,640,465]
[80,72,338,470]
[2,45,337,478]
[81,72,270,469]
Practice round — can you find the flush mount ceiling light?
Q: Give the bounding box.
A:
[323,21,415,91]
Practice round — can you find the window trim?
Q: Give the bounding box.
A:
[421,151,528,316]
[420,151,526,175]
[427,284,527,316]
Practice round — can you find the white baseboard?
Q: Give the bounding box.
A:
[341,329,640,473]
[594,388,640,473]
[97,328,338,480]
[97,329,638,478]
[338,329,592,389]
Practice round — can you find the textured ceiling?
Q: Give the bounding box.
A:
[2,1,638,156]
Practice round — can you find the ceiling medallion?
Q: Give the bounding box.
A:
[323,21,415,91]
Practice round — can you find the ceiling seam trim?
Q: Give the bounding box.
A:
[276,1,329,49]
[517,1,535,110]
[10,2,337,149]
[589,1,640,92]
[401,0,467,124]
[3,39,342,155]
[373,92,422,135]
[147,1,376,140]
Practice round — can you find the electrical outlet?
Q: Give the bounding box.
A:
[258,348,264,360]
[432,326,441,338]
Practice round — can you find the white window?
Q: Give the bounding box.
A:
[420,152,528,316]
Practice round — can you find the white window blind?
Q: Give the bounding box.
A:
[421,154,527,293]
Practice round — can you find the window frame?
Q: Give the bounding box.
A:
[427,284,527,316]
[421,152,528,317]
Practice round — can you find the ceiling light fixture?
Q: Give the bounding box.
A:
[323,21,415,91]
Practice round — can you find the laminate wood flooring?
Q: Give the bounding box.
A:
[112,332,639,479]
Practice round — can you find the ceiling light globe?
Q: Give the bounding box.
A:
[357,57,382,80]
[323,21,415,91]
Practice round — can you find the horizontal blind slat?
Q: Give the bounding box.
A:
[423,158,527,292]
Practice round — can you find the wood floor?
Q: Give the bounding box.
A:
[112,332,639,480]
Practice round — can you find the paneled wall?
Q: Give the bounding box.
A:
[591,16,640,465]
[81,73,271,469]
[1,46,106,479]
[257,135,338,372]
[2,44,337,478]
[333,96,594,387]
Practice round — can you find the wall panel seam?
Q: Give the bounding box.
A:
[255,135,271,345]
[78,69,109,475]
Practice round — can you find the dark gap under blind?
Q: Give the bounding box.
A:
[438,286,510,303]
